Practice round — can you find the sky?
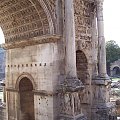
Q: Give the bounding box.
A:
[0,1,120,46]
[104,0,120,46]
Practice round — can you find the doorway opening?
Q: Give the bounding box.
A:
[19,77,35,120]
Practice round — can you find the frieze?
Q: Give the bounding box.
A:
[2,35,61,49]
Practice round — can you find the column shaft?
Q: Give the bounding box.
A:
[65,0,77,78]
[96,0,107,77]
[92,11,98,77]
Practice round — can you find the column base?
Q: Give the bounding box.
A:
[91,102,117,120]
[91,76,117,120]
[58,114,87,120]
[92,75,111,85]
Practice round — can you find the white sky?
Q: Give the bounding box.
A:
[104,0,120,46]
[0,28,5,44]
[0,1,120,46]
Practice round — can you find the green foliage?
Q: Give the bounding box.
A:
[106,40,120,63]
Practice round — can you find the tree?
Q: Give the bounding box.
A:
[106,40,120,75]
[106,40,120,63]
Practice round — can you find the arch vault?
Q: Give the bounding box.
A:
[3,0,116,120]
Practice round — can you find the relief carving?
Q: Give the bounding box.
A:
[0,0,55,43]
[60,93,81,116]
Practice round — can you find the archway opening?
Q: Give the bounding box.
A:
[19,77,34,120]
[76,50,88,84]
[113,66,120,76]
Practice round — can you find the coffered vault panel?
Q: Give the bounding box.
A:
[0,0,55,43]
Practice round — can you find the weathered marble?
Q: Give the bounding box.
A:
[0,0,117,120]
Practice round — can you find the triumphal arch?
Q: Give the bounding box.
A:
[0,0,116,120]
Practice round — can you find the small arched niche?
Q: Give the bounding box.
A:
[76,50,88,84]
[19,77,35,120]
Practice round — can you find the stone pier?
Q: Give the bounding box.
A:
[59,0,85,120]
[91,0,117,119]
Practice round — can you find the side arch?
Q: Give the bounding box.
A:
[15,72,36,91]
[76,50,89,84]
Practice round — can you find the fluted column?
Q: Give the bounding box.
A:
[96,0,107,77]
[65,0,77,78]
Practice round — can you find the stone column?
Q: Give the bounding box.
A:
[65,0,77,78]
[91,10,98,78]
[61,0,84,92]
[96,0,107,77]
[59,0,86,120]
[91,1,117,119]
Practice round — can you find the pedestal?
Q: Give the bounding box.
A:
[91,76,117,120]
[59,114,87,120]
[58,77,87,120]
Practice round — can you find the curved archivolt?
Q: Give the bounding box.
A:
[0,0,54,43]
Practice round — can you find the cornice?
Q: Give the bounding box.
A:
[2,35,61,50]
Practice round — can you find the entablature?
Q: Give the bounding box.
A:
[2,35,61,49]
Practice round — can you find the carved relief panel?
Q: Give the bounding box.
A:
[60,93,81,116]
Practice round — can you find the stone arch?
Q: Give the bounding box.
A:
[15,72,36,90]
[111,65,120,71]
[0,0,55,43]
[112,66,120,76]
[76,50,89,84]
